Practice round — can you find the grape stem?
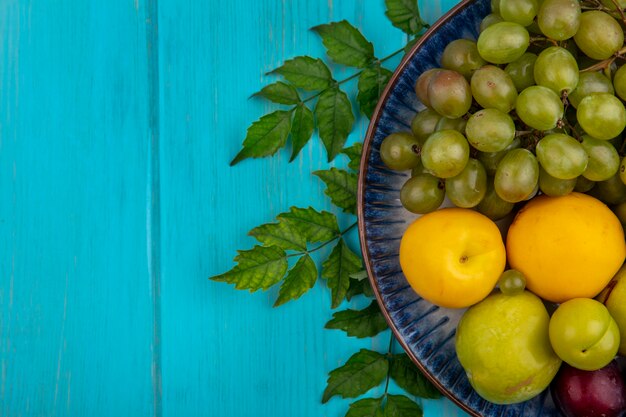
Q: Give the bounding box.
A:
[515,130,533,137]
[581,46,626,72]
[609,0,626,23]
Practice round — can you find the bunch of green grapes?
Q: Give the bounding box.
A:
[380,0,626,222]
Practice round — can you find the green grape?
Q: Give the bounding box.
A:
[480,13,505,32]
[574,175,595,192]
[612,64,626,101]
[568,71,614,108]
[539,165,577,196]
[421,130,470,178]
[435,117,467,134]
[534,46,579,94]
[620,156,626,185]
[536,133,588,179]
[494,148,539,202]
[440,39,487,80]
[427,70,472,119]
[592,172,626,204]
[466,109,515,152]
[477,138,522,175]
[379,132,421,171]
[492,0,501,13]
[612,201,626,229]
[574,11,624,60]
[445,158,488,208]
[498,269,527,295]
[476,180,515,220]
[411,108,441,144]
[581,135,620,181]
[524,180,540,200]
[477,21,530,64]
[400,174,445,214]
[516,85,564,130]
[505,52,537,92]
[411,159,430,177]
[500,0,539,27]
[537,0,581,41]
[414,68,442,108]
[471,65,518,112]
[577,93,626,140]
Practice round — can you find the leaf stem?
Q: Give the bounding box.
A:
[286,221,358,258]
[302,47,406,105]
[383,332,394,399]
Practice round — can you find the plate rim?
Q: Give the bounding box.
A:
[357,1,484,415]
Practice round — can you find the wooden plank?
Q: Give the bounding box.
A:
[0,1,157,415]
[157,0,466,416]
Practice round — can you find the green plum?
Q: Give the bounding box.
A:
[549,298,620,371]
[597,263,626,356]
[456,291,561,404]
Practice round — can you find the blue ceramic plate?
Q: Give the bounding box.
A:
[357,1,561,416]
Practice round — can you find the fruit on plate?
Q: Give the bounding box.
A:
[399,208,505,308]
[549,298,620,371]
[506,192,626,303]
[455,290,561,404]
[551,361,626,417]
[597,263,626,356]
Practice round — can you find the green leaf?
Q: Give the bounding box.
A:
[342,143,364,171]
[277,206,340,243]
[274,254,317,307]
[349,269,369,280]
[312,20,375,68]
[315,87,355,162]
[289,103,315,161]
[249,219,307,251]
[322,349,388,403]
[345,397,384,417]
[404,37,420,54]
[322,238,362,308]
[210,245,288,292]
[252,81,301,105]
[231,110,292,165]
[314,168,358,214]
[270,56,333,91]
[325,301,388,337]
[390,354,442,399]
[385,0,427,35]
[346,277,375,301]
[384,395,423,417]
[357,66,393,119]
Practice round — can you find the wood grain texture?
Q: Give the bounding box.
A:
[0,1,156,416]
[1,0,468,416]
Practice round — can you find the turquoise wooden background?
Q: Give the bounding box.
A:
[0,0,468,416]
